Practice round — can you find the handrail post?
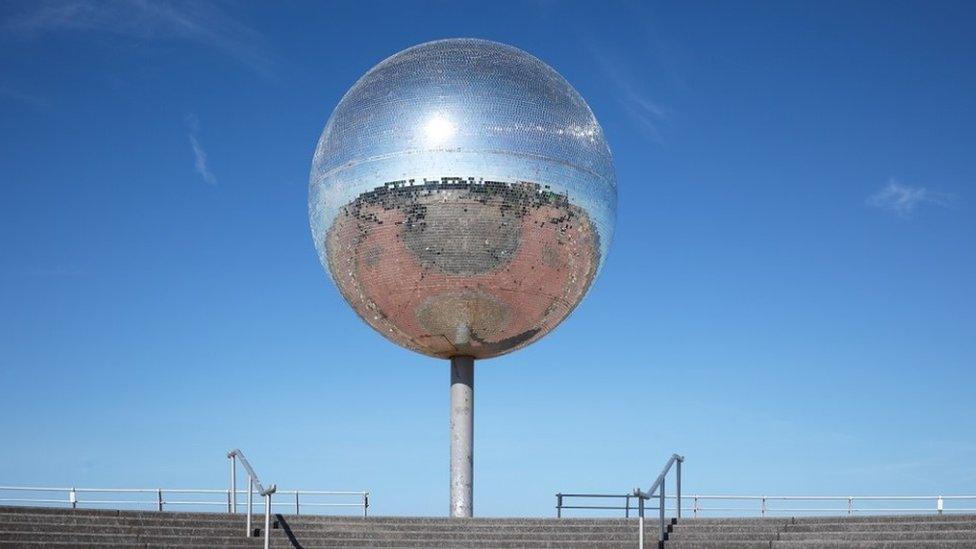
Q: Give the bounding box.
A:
[246,475,253,537]
[157,489,163,512]
[295,491,300,515]
[363,492,369,517]
[625,495,630,518]
[937,495,944,515]
[556,493,562,518]
[761,496,767,517]
[69,487,77,509]
[693,496,699,518]
[263,493,272,549]
[848,496,853,516]
[229,454,237,514]
[659,481,666,543]
[676,458,682,519]
[638,495,645,549]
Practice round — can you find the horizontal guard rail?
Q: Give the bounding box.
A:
[0,486,370,513]
[556,492,976,522]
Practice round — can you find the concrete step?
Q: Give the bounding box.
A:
[0,520,246,532]
[671,521,976,532]
[0,535,636,548]
[670,524,785,533]
[780,531,976,541]
[0,535,640,545]
[770,542,976,548]
[269,531,640,541]
[793,515,976,524]
[0,518,637,535]
[669,531,780,541]
[0,545,634,549]
[668,531,976,542]
[667,543,976,549]
[0,533,260,546]
[676,515,976,525]
[664,542,772,549]
[785,521,976,532]
[672,517,794,527]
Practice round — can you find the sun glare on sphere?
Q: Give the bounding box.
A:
[423,114,456,145]
[309,38,617,360]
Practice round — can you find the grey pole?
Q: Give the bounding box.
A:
[676,459,682,519]
[229,456,236,513]
[263,494,271,549]
[246,476,253,537]
[450,356,474,517]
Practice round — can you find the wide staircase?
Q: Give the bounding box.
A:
[3,505,976,548]
[5,506,631,547]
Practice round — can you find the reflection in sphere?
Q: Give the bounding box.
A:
[309,38,616,359]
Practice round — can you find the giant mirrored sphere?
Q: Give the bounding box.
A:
[309,38,616,359]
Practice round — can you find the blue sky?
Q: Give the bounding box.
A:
[1,1,974,517]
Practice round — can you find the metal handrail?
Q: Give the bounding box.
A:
[678,494,976,517]
[635,453,683,505]
[633,453,683,549]
[227,449,276,549]
[0,486,369,515]
[556,453,683,549]
[555,493,976,519]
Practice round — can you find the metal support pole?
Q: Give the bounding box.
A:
[638,496,645,549]
[625,495,630,518]
[363,492,369,517]
[556,493,563,518]
[659,482,666,543]
[157,489,163,512]
[246,476,253,537]
[761,496,767,517]
[263,494,271,549]
[450,356,474,518]
[230,455,237,514]
[69,488,77,509]
[676,459,682,519]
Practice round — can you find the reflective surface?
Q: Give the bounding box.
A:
[309,39,616,359]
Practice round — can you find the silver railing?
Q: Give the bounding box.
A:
[555,493,976,518]
[633,453,683,549]
[556,453,684,549]
[0,486,369,514]
[227,449,276,549]
[679,494,976,516]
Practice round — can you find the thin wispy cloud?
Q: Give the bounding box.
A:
[867,179,954,218]
[186,114,216,186]
[2,0,271,76]
[586,43,669,141]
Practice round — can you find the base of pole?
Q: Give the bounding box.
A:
[450,356,474,517]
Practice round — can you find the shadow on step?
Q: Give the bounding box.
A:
[274,514,303,549]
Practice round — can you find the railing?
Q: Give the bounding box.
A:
[633,453,683,549]
[0,486,370,514]
[555,494,976,518]
[227,449,276,549]
[678,494,976,516]
[556,453,684,549]
[556,493,642,517]
[0,449,367,549]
